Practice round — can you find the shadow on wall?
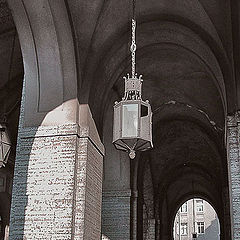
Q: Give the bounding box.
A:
[197,219,220,240]
[8,82,36,239]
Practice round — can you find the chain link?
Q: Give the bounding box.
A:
[130,19,136,78]
[130,0,136,78]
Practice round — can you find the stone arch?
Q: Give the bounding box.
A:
[155,170,226,240]
[154,156,229,240]
[7,0,78,126]
[171,196,221,240]
[4,2,105,240]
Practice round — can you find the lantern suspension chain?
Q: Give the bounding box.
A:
[130,0,137,78]
[130,20,136,78]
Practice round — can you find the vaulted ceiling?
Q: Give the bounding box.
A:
[0,1,238,238]
[0,0,239,132]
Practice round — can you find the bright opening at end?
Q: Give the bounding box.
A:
[173,198,220,240]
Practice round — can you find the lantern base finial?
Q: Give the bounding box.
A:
[129,149,136,159]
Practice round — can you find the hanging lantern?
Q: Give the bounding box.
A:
[112,19,153,159]
[0,123,11,168]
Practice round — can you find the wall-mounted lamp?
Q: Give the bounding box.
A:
[0,123,11,168]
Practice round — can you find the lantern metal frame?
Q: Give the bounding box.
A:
[112,82,153,159]
[112,16,153,159]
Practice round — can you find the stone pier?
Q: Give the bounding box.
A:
[227,112,240,240]
[9,104,104,239]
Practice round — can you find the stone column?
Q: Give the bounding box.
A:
[9,103,104,240]
[101,100,131,240]
[101,190,131,240]
[132,190,138,240]
[155,219,161,240]
[143,219,155,240]
[6,1,104,239]
[227,111,240,240]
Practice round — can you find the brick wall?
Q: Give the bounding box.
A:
[10,126,77,239]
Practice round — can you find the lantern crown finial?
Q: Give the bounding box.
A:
[123,73,143,101]
[121,18,144,102]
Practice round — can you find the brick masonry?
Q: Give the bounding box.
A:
[227,112,240,240]
[101,190,131,240]
[9,100,104,239]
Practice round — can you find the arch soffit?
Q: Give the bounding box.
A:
[151,120,224,177]
[152,104,224,142]
[137,116,224,194]
[157,164,222,199]
[158,180,223,226]
[138,151,222,211]
[138,157,223,231]
[150,158,224,216]
[7,0,78,126]
[157,160,220,188]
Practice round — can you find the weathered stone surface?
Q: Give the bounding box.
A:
[227,112,240,240]
[74,137,103,239]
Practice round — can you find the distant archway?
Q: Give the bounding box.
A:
[173,198,220,240]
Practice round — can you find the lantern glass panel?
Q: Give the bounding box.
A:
[122,103,138,137]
